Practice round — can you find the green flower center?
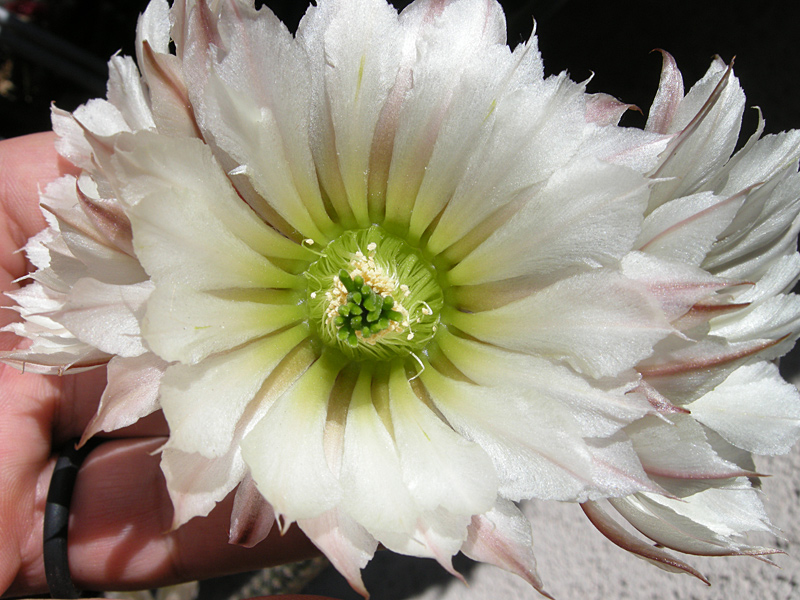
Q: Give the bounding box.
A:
[304,226,443,362]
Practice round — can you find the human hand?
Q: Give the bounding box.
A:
[0,133,319,598]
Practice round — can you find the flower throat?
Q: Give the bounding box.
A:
[304,226,443,362]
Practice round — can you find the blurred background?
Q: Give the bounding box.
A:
[2,0,800,139]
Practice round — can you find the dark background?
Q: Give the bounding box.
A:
[2,0,800,139]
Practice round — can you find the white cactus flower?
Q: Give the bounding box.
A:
[2,1,800,596]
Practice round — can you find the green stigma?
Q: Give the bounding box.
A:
[333,270,403,347]
[304,226,443,362]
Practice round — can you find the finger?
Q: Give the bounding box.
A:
[0,132,78,284]
[0,132,78,244]
[10,438,318,597]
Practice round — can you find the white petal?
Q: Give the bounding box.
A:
[637,190,744,267]
[687,361,800,455]
[298,0,404,226]
[72,98,132,138]
[710,293,800,346]
[160,327,307,458]
[436,330,651,438]
[448,160,648,286]
[715,129,800,201]
[117,134,309,288]
[621,252,733,323]
[182,1,334,241]
[421,366,598,502]
[339,369,418,541]
[143,285,304,364]
[242,352,343,522]
[298,508,378,598]
[585,93,634,126]
[135,0,197,137]
[580,125,670,173]
[732,253,800,304]
[51,278,153,357]
[383,509,471,574]
[107,55,156,131]
[388,363,497,515]
[40,177,147,285]
[52,106,95,170]
[447,271,672,378]
[639,334,788,407]
[81,353,166,444]
[581,500,709,582]
[650,59,745,207]
[426,74,588,254]
[461,498,552,598]
[609,485,775,556]
[384,0,514,231]
[625,414,750,482]
[161,443,247,529]
[705,160,800,279]
[645,51,685,134]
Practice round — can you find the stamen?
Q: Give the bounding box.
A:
[408,352,425,381]
[302,238,327,258]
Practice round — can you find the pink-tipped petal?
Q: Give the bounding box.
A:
[299,509,378,599]
[586,93,636,126]
[609,492,780,558]
[161,443,247,530]
[626,414,756,482]
[79,352,167,446]
[229,473,276,548]
[581,500,709,584]
[645,50,684,134]
[461,499,553,599]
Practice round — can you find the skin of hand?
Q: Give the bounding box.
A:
[0,133,323,598]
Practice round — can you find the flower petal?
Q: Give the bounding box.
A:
[383,0,513,231]
[687,361,800,455]
[107,55,156,132]
[422,365,618,502]
[609,485,777,556]
[298,0,404,227]
[448,161,648,286]
[298,508,378,598]
[80,353,166,445]
[242,352,344,522]
[621,252,734,323]
[182,0,335,241]
[649,58,745,207]
[581,500,710,583]
[645,50,684,135]
[425,74,587,255]
[159,326,308,458]
[436,330,652,438]
[135,0,198,137]
[142,285,304,364]
[161,443,247,529]
[339,368,418,541]
[625,414,752,482]
[388,362,497,515]
[461,498,553,599]
[50,278,152,357]
[447,271,672,378]
[229,473,276,548]
[637,190,745,267]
